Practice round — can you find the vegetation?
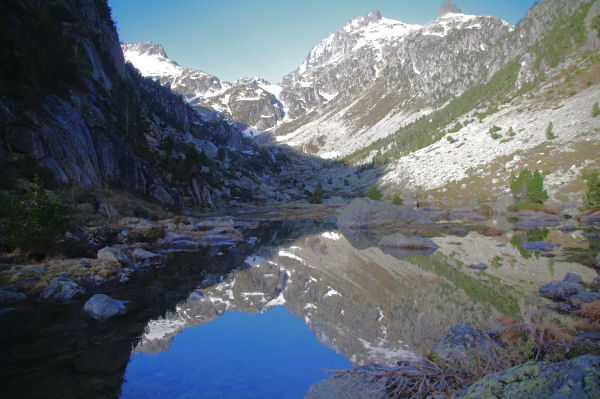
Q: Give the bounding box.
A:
[489,126,502,140]
[0,175,68,258]
[367,185,383,201]
[593,102,600,118]
[583,169,600,209]
[310,183,323,204]
[510,169,548,203]
[545,122,556,140]
[392,193,404,205]
[345,59,523,164]
[446,135,458,144]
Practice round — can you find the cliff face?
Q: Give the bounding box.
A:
[0,0,301,210]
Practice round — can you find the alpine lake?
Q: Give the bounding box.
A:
[1,204,598,398]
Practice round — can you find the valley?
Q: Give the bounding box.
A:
[0,0,599,398]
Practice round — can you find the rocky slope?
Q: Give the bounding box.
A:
[0,0,318,213]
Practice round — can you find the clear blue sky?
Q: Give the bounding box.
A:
[108,0,536,84]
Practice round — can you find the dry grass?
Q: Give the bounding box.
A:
[574,301,600,331]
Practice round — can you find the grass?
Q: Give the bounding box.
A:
[507,201,559,214]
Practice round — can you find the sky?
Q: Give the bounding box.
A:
[108,0,537,84]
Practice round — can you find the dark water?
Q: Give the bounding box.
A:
[0,217,596,398]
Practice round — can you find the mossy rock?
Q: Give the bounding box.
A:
[454,354,600,399]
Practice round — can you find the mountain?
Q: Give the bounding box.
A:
[0,0,326,216]
[122,42,285,135]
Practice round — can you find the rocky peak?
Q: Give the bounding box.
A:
[121,41,167,58]
[365,10,382,22]
[439,0,461,17]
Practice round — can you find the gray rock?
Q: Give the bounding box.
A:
[430,325,497,363]
[439,0,461,17]
[378,234,438,250]
[581,212,600,229]
[133,248,161,260]
[83,294,129,321]
[451,228,469,237]
[567,292,600,309]
[305,364,390,399]
[151,185,175,205]
[539,280,584,300]
[596,253,600,268]
[97,246,130,264]
[118,217,157,230]
[521,241,554,252]
[40,278,86,303]
[563,272,583,284]
[453,354,600,399]
[545,302,573,314]
[337,198,431,229]
[0,287,27,305]
[517,215,561,230]
[468,263,488,270]
[18,266,46,277]
[559,219,578,232]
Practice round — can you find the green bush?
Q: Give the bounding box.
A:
[310,183,322,204]
[368,185,382,201]
[545,122,557,139]
[583,169,600,209]
[510,169,548,203]
[392,193,404,205]
[0,175,68,257]
[593,102,600,117]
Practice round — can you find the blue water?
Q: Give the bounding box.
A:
[120,307,351,398]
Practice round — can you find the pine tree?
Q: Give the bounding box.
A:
[527,170,549,203]
[310,183,322,204]
[368,185,382,201]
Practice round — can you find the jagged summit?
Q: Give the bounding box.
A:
[365,10,382,22]
[439,0,461,17]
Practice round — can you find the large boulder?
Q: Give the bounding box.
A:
[83,294,129,321]
[0,287,27,305]
[378,234,438,250]
[97,246,130,264]
[595,253,600,268]
[305,364,390,399]
[454,354,600,399]
[539,280,584,300]
[132,248,161,260]
[517,214,561,230]
[567,292,600,309]
[521,241,555,252]
[581,212,600,229]
[430,325,497,363]
[40,278,86,303]
[337,198,431,229]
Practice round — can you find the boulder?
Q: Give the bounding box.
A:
[40,278,86,303]
[468,264,488,270]
[0,287,27,305]
[453,354,600,399]
[337,198,431,229]
[545,302,573,314]
[378,234,438,250]
[305,364,390,399]
[118,217,157,230]
[559,219,578,232]
[581,212,600,229]
[83,294,129,321]
[539,280,584,300]
[563,272,583,284]
[595,253,600,268]
[132,248,161,260]
[97,246,130,264]
[521,241,555,252]
[451,228,469,237]
[430,325,497,363]
[517,214,561,230]
[567,292,600,309]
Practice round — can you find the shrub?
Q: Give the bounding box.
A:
[310,183,322,204]
[510,169,548,203]
[546,121,557,139]
[593,102,600,117]
[508,127,516,136]
[368,185,382,201]
[392,193,404,205]
[583,169,600,209]
[0,175,68,257]
[446,135,457,144]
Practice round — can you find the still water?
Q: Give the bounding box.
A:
[0,218,596,398]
